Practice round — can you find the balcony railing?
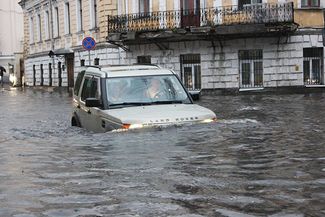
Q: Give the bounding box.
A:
[108,2,294,33]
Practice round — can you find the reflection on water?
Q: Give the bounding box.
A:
[0,88,324,216]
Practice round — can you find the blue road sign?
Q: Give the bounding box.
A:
[82,37,96,50]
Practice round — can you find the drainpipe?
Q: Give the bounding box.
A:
[323,9,325,84]
[49,0,55,86]
[323,9,325,46]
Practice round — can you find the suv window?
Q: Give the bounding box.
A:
[74,70,85,96]
[81,76,101,102]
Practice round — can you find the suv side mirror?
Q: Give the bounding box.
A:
[189,90,200,101]
[85,98,101,107]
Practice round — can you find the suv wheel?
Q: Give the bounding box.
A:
[71,115,81,127]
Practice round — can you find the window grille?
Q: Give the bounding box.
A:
[303,48,324,85]
[239,50,263,88]
[180,54,201,90]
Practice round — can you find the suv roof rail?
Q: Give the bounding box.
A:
[85,65,102,70]
[132,63,160,68]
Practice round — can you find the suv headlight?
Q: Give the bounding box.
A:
[122,123,144,129]
[201,117,217,123]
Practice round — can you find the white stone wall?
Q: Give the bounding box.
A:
[25,56,68,86]
[24,32,324,90]
[120,32,324,89]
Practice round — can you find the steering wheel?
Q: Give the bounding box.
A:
[153,90,167,99]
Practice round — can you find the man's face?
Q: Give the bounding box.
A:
[151,79,160,90]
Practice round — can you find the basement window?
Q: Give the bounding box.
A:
[137,56,151,64]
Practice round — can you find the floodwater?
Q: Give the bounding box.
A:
[0,87,324,217]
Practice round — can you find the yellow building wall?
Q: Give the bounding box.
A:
[166,0,173,11]
[23,0,325,56]
[128,0,132,14]
[267,0,278,4]
[206,0,214,8]
[222,0,233,7]
[295,9,324,28]
[152,0,159,12]
[99,0,118,42]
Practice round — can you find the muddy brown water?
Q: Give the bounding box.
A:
[0,88,324,217]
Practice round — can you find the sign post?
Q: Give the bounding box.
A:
[82,37,96,65]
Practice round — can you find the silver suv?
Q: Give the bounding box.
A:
[72,65,216,132]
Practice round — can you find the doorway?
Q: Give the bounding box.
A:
[49,63,52,86]
[58,62,62,87]
[66,54,74,87]
[33,65,36,86]
[40,64,44,86]
[180,0,200,28]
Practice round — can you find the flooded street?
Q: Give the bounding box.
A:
[0,88,324,217]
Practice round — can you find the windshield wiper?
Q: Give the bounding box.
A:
[109,102,153,108]
[151,100,183,105]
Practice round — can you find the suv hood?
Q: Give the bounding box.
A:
[102,104,216,126]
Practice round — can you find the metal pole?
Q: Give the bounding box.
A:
[88,50,91,65]
[49,0,55,86]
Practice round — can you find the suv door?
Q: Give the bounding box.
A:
[72,70,85,126]
[78,75,103,132]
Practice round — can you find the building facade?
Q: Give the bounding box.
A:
[20,0,325,92]
[0,0,24,86]
[19,0,117,88]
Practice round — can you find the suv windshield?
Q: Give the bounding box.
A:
[106,75,191,108]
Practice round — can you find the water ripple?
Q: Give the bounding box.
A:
[0,89,324,216]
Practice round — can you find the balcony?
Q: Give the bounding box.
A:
[107,3,297,47]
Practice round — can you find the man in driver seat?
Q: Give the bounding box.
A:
[147,78,167,100]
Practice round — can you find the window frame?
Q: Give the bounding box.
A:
[80,75,101,103]
[180,54,202,90]
[137,55,151,64]
[44,10,50,40]
[303,47,324,85]
[74,70,85,96]
[139,0,150,14]
[301,0,320,7]
[238,0,262,9]
[37,13,42,42]
[77,0,83,31]
[238,49,264,88]
[90,0,98,29]
[54,6,60,37]
[29,16,34,43]
[64,2,71,34]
